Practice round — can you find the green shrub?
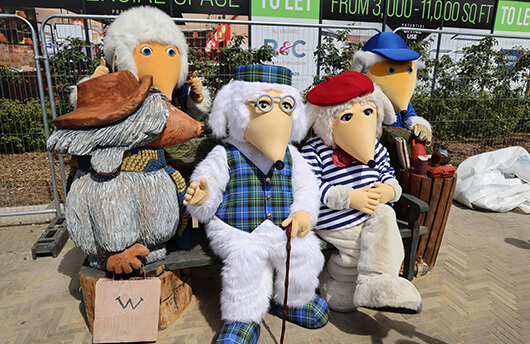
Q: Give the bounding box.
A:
[0,98,52,153]
[308,28,360,94]
[314,32,530,143]
[413,37,530,142]
[49,37,102,110]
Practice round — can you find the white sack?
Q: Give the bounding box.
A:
[454,146,530,213]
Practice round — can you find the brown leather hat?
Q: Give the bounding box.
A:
[53,71,152,129]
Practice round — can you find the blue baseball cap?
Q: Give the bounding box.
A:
[362,32,420,61]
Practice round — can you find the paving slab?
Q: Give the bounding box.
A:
[0,203,528,343]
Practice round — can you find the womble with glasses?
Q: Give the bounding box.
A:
[245,94,297,114]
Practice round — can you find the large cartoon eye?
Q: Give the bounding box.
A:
[282,102,293,112]
[386,66,396,75]
[340,113,353,122]
[363,108,373,116]
[141,46,152,56]
[166,47,177,57]
[256,97,272,112]
[281,96,295,113]
[407,66,413,74]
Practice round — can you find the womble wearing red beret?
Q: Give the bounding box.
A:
[307,71,374,106]
[301,71,423,314]
[306,71,396,166]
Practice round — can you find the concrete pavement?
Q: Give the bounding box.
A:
[0,203,528,343]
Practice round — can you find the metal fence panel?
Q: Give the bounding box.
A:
[2,13,529,223]
[0,14,62,224]
[395,27,530,162]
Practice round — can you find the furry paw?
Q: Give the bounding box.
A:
[319,269,357,313]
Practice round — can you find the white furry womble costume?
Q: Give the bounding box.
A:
[301,71,422,313]
[186,65,329,343]
[102,6,211,119]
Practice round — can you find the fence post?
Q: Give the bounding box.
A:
[0,14,62,219]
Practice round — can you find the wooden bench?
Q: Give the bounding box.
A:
[166,146,429,280]
[164,193,428,281]
[78,193,427,333]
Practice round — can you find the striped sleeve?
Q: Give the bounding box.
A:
[289,146,321,226]
[375,141,395,184]
[301,138,334,205]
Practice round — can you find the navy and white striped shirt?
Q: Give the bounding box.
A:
[301,136,395,231]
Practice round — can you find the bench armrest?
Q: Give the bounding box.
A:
[396,193,429,229]
[396,193,429,281]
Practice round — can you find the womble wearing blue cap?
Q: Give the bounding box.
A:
[351,32,432,143]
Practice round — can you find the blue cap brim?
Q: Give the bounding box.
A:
[371,48,420,61]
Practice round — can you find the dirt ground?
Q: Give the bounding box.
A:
[0,152,69,208]
[1,134,529,208]
[441,132,530,166]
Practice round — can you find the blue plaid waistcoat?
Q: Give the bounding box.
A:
[216,144,294,233]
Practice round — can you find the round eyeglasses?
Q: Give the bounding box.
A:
[244,94,297,114]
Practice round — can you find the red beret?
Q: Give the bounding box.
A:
[306,71,374,106]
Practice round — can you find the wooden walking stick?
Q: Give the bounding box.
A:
[280,223,292,344]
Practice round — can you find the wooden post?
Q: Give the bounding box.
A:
[425,177,457,266]
[158,269,192,330]
[79,262,192,333]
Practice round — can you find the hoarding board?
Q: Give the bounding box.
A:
[321,0,497,31]
[495,0,530,33]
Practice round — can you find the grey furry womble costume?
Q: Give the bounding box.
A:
[47,7,205,272]
[48,86,181,269]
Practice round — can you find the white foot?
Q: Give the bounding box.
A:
[354,276,422,314]
[319,269,357,313]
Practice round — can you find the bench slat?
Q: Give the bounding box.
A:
[164,224,427,271]
[165,245,220,270]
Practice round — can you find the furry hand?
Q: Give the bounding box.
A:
[349,186,381,214]
[413,124,432,144]
[282,211,312,238]
[91,57,109,79]
[188,70,204,103]
[184,178,210,206]
[372,182,396,204]
[106,243,149,274]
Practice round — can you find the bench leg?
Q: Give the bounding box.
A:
[402,227,420,281]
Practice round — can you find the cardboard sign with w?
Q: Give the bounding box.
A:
[93,278,161,343]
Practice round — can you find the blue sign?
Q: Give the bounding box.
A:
[501,49,522,69]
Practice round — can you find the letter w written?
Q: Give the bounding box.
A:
[115,296,144,310]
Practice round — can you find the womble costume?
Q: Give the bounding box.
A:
[301,71,423,313]
[351,32,432,143]
[186,65,329,343]
[103,6,211,119]
[46,7,205,273]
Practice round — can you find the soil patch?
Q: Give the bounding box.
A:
[440,133,530,166]
[1,152,70,208]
